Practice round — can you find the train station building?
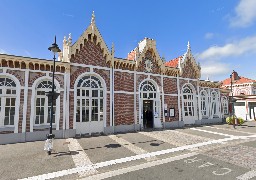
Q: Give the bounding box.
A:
[0,13,229,144]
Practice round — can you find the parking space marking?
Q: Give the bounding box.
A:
[140,130,210,147]
[236,170,256,180]
[109,135,157,161]
[205,126,256,135]
[19,135,249,180]
[190,127,236,137]
[167,130,212,141]
[80,152,198,180]
[67,138,97,177]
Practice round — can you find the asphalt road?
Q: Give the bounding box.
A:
[1,121,256,180]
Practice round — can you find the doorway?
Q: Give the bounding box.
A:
[143,100,154,128]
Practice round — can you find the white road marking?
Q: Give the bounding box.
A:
[140,130,211,147]
[109,135,157,161]
[19,135,253,180]
[236,170,256,180]
[190,127,236,137]
[80,152,198,180]
[167,130,212,141]
[205,126,256,135]
[67,138,97,177]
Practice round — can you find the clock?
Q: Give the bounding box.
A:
[145,59,153,72]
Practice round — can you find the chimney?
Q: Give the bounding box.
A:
[232,70,239,81]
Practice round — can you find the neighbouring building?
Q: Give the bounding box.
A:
[221,70,256,120]
[0,12,229,144]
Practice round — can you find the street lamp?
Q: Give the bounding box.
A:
[44,36,61,155]
[230,72,236,128]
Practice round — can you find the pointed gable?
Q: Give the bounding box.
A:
[69,11,111,67]
[135,38,165,74]
[179,42,201,79]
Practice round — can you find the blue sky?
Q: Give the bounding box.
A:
[1,0,256,81]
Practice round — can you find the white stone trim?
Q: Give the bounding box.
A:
[63,73,67,132]
[66,73,70,130]
[134,71,137,125]
[161,75,165,124]
[164,94,178,96]
[110,67,113,126]
[181,83,198,123]
[199,89,209,120]
[0,67,66,75]
[113,69,135,74]
[138,78,161,127]
[0,73,21,133]
[73,72,107,131]
[114,91,134,95]
[112,69,115,128]
[70,63,111,71]
[22,70,29,133]
[177,76,181,121]
[29,76,61,132]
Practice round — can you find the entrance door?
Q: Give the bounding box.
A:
[143,100,154,128]
[75,75,104,135]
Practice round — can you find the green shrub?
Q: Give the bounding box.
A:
[237,117,244,125]
[226,116,244,125]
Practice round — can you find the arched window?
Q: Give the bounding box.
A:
[76,75,104,123]
[140,81,156,99]
[35,80,58,125]
[182,84,195,117]
[0,77,17,126]
[200,90,208,117]
[221,96,228,115]
[211,91,219,117]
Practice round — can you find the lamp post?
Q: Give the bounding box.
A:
[44,36,61,155]
[230,73,235,128]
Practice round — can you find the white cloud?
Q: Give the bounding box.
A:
[198,35,256,60]
[0,48,7,54]
[230,0,256,27]
[201,62,230,78]
[204,33,214,39]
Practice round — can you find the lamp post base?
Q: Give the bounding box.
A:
[44,134,55,155]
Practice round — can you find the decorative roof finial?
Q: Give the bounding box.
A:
[187,41,191,50]
[178,56,181,68]
[91,11,95,24]
[63,36,67,45]
[111,42,115,56]
[161,54,166,63]
[68,33,72,45]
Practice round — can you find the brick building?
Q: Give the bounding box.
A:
[0,13,229,144]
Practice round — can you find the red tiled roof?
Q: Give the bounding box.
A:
[127,50,136,61]
[221,76,256,86]
[165,56,182,68]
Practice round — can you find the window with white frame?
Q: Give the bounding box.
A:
[0,77,17,126]
[200,90,208,117]
[221,96,228,115]
[211,91,219,117]
[76,75,104,122]
[35,80,57,125]
[140,81,156,99]
[182,84,195,117]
